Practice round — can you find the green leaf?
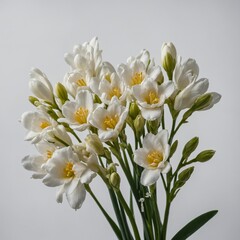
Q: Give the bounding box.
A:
[171,210,218,240]
[169,140,178,158]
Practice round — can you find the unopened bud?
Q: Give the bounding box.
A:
[195,150,215,163]
[129,102,140,119]
[29,96,40,106]
[192,93,212,111]
[156,71,164,85]
[85,134,105,155]
[134,115,145,135]
[182,137,199,159]
[161,42,177,80]
[146,118,160,134]
[55,82,68,104]
[109,172,121,190]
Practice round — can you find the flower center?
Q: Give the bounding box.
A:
[46,150,53,159]
[76,79,87,87]
[74,107,89,124]
[109,87,121,99]
[105,74,112,83]
[103,115,119,129]
[145,91,159,104]
[147,151,163,168]
[63,162,75,178]
[40,121,50,129]
[131,72,144,86]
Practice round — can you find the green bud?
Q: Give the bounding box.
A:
[177,166,194,187]
[134,115,145,135]
[169,140,178,158]
[129,102,140,119]
[182,137,199,159]
[146,119,160,134]
[109,172,121,190]
[29,96,40,106]
[195,150,215,163]
[55,83,68,104]
[85,134,105,155]
[192,93,212,111]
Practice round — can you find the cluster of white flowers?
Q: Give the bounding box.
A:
[21,37,221,210]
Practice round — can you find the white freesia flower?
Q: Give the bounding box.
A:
[174,78,210,111]
[89,97,128,141]
[63,69,90,98]
[174,58,199,90]
[43,147,96,210]
[64,37,102,77]
[134,130,171,186]
[29,68,54,103]
[59,90,93,131]
[21,107,57,143]
[118,50,161,89]
[90,68,127,104]
[132,79,174,120]
[22,141,57,179]
[45,125,73,147]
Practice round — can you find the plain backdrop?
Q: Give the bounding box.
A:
[1,0,239,239]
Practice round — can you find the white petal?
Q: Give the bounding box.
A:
[140,169,160,186]
[160,162,171,174]
[66,181,86,210]
[140,107,162,121]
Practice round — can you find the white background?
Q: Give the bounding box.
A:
[1,0,239,239]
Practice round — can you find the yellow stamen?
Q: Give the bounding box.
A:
[145,91,159,104]
[131,72,144,86]
[40,121,50,129]
[147,151,163,168]
[63,162,75,178]
[76,79,87,87]
[74,107,89,124]
[109,87,121,99]
[103,115,119,129]
[105,74,111,83]
[46,150,53,159]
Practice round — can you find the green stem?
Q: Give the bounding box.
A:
[161,189,171,240]
[116,190,141,240]
[85,185,122,240]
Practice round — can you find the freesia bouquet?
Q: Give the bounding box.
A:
[21,38,221,240]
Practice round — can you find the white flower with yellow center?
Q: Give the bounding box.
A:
[132,79,174,120]
[134,130,171,186]
[43,147,96,210]
[90,70,127,104]
[89,97,128,141]
[59,90,93,131]
[22,141,57,179]
[118,50,161,89]
[63,69,90,98]
[64,37,102,78]
[29,68,54,103]
[21,107,57,143]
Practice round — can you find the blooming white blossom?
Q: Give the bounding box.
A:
[64,37,102,77]
[29,68,54,103]
[21,107,57,143]
[132,79,174,120]
[63,69,91,98]
[89,97,128,141]
[59,90,93,131]
[90,66,127,104]
[118,50,161,89]
[22,141,57,179]
[134,130,171,186]
[174,58,199,90]
[43,147,96,210]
